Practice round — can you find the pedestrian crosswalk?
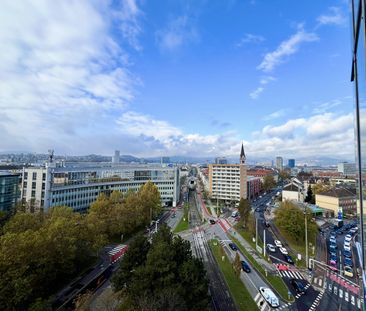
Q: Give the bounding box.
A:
[278,269,304,280]
[312,277,362,309]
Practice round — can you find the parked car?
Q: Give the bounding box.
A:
[344,250,352,258]
[344,257,353,267]
[344,266,354,277]
[329,255,337,265]
[274,240,282,248]
[259,287,280,308]
[329,244,337,252]
[241,260,251,273]
[267,244,276,253]
[209,219,216,225]
[345,234,352,242]
[329,237,337,244]
[290,279,306,294]
[344,243,351,252]
[229,243,238,251]
[283,254,294,264]
[279,247,288,255]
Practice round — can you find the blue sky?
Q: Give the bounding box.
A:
[0,0,356,160]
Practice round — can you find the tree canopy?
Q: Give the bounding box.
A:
[112,225,209,311]
[262,175,276,191]
[0,182,162,310]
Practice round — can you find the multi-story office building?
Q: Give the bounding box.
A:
[276,156,283,171]
[20,163,180,212]
[215,157,228,164]
[337,162,357,175]
[208,144,247,202]
[247,176,262,199]
[0,172,20,212]
[112,150,120,164]
[288,159,295,168]
[351,0,366,302]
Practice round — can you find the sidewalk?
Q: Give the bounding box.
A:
[228,225,276,273]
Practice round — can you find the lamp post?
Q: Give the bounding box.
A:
[304,206,309,269]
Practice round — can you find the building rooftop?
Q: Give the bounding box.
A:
[283,184,302,192]
[318,187,357,198]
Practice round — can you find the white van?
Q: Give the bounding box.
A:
[259,287,279,308]
[231,210,239,218]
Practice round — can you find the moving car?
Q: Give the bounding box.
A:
[344,266,354,277]
[274,240,282,248]
[259,287,280,308]
[241,260,251,273]
[344,250,352,258]
[267,244,276,253]
[283,254,294,264]
[209,219,216,225]
[279,247,288,255]
[290,279,306,294]
[229,243,238,251]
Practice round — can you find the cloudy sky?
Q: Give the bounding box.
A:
[0,0,356,160]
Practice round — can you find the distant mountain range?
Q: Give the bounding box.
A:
[0,151,352,167]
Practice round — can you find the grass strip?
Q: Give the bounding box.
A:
[209,240,259,311]
[173,204,189,233]
[230,235,292,302]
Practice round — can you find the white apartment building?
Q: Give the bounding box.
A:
[208,164,247,202]
[21,163,180,212]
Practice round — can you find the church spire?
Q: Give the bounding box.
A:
[240,142,246,164]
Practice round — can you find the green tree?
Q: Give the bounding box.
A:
[237,198,251,227]
[263,175,276,191]
[112,225,209,311]
[233,253,241,277]
[304,186,314,204]
[274,201,317,244]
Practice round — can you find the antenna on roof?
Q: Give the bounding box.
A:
[48,149,54,163]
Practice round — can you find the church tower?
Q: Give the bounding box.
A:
[240,143,246,164]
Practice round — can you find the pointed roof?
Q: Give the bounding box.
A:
[240,143,245,158]
[240,142,246,164]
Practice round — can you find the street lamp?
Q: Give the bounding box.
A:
[304,206,309,269]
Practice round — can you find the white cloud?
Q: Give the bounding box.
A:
[317,7,346,27]
[249,87,264,99]
[257,25,318,72]
[0,0,140,154]
[156,15,198,51]
[237,33,265,46]
[262,109,286,121]
[312,99,343,114]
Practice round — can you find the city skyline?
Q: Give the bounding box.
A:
[0,0,355,160]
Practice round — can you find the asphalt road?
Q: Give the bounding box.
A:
[188,190,237,311]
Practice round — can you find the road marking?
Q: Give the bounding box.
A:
[328,283,332,292]
[339,289,343,299]
[314,277,318,284]
[334,287,338,295]
[357,298,361,309]
[318,278,322,286]
[351,295,355,306]
[345,291,349,302]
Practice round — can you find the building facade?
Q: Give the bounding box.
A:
[208,144,247,202]
[315,187,357,218]
[337,162,357,175]
[20,164,180,212]
[247,176,262,199]
[276,156,283,171]
[215,157,228,164]
[0,172,20,212]
[288,159,295,168]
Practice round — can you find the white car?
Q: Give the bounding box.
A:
[344,244,351,252]
[329,237,337,244]
[345,234,352,242]
[274,240,282,248]
[279,247,288,255]
[259,287,280,308]
[267,244,276,253]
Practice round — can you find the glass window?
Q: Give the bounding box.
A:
[32,172,37,180]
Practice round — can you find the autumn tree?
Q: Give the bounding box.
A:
[262,175,276,191]
[233,253,242,277]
